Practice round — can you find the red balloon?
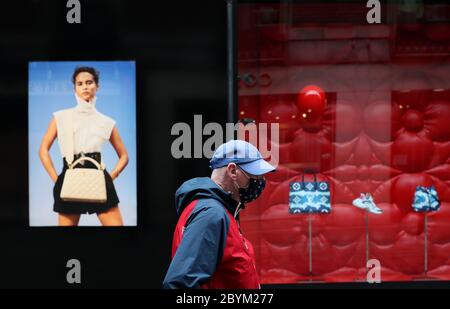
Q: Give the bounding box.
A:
[297,85,327,119]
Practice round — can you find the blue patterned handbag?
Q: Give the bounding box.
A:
[289,174,331,214]
[412,186,440,212]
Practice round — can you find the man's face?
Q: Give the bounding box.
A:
[232,164,265,189]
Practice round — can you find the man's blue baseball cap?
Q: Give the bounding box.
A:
[209,140,276,176]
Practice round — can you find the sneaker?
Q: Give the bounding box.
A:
[352,193,383,215]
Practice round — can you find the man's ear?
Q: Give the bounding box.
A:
[227,163,238,181]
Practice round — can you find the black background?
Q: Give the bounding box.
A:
[0,0,227,288]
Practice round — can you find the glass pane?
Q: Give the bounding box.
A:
[237,1,450,284]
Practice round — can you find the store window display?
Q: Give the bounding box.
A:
[236,1,450,283]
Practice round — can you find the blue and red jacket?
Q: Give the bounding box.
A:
[162,177,260,289]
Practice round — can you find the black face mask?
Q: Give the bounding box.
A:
[236,170,266,204]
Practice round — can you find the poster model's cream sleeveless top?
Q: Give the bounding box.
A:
[53,94,116,159]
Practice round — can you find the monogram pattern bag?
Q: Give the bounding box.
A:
[412,186,440,212]
[289,174,331,214]
[59,110,107,203]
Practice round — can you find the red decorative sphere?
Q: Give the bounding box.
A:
[297,85,327,119]
[401,109,424,133]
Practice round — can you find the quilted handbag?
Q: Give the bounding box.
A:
[60,156,107,203]
[289,174,331,214]
[59,109,107,203]
[412,186,440,212]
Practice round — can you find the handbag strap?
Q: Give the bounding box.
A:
[69,156,104,171]
[64,109,75,166]
[301,174,319,190]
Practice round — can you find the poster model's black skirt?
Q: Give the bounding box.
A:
[53,152,120,215]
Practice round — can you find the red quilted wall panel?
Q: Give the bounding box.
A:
[237,2,450,284]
